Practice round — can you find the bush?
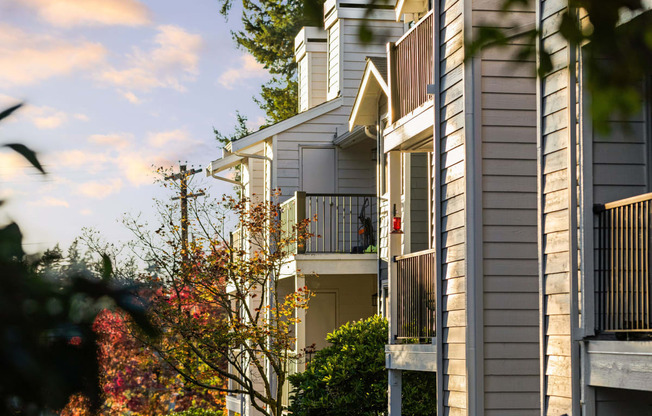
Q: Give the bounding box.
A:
[288,316,436,416]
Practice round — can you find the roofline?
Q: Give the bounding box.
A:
[231,97,344,152]
[349,60,389,131]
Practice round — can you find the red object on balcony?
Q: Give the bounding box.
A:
[392,216,402,233]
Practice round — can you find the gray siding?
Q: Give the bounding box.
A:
[410,153,429,252]
[595,387,652,416]
[592,101,649,204]
[474,0,540,413]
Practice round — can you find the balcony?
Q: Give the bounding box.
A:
[594,192,652,335]
[389,10,434,123]
[280,192,377,254]
[395,248,437,342]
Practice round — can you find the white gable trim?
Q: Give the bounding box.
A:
[231,97,343,152]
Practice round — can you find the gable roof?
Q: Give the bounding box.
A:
[349,57,389,131]
[230,97,343,152]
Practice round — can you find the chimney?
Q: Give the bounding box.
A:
[295,27,328,113]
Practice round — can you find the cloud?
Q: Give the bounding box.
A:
[246,116,266,132]
[0,24,106,87]
[122,91,141,104]
[147,129,196,148]
[77,178,123,199]
[30,196,70,208]
[98,25,202,97]
[13,0,150,27]
[0,95,90,129]
[217,54,267,89]
[0,151,37,180]
[88,133,133,150]
[80,209,93,216]
[49,150,109,172]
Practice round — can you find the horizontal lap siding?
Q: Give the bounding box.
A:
[595,387,652,416]
[540,1,573,415]
[592,109,649,204]
[474,0,539,410]
[337,140,375,194]
[411,153,430,252]
[275,106,351,198]
[439,0,467,413]
[340,19,403,106]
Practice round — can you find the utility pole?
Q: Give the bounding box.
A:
[165,164,204,263]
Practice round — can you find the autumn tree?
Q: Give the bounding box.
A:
[0,104,155,416]
[123,174,312,416]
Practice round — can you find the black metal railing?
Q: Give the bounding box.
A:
[595,192,652,333]
[395,249,436,341]
[281,192,377,254]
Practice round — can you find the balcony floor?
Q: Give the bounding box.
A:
[279,253,377,278]
[385,342,437,372]
[585,340,652,392]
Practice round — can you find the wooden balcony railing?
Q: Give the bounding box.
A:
[389,10,434,122]
[395,248,436,341]
[280,192,377,254]
[595,192,652,333]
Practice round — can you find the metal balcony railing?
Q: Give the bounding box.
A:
[389,10,434,122]
[280,192,377,254]
[395,248,436,341]
[595,192,652,333]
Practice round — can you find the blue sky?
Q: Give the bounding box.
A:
[0,0,269,253]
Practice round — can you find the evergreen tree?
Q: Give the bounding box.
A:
[218,0,324,124]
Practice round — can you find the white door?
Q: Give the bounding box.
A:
[301,147,335,193]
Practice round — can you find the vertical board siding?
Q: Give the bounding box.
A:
[473,0,540,411]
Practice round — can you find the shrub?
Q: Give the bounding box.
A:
[288,316,436,415]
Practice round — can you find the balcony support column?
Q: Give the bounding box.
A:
[295,273,306,372]
[388,369,402,416]
[387,151,403,343]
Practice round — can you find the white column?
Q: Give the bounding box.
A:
[388,369,402,415]
[295,273,306,372]
[387,151,402,343]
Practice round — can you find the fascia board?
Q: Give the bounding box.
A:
[231,97,343,152]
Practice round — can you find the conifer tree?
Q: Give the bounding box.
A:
[218,0,323,124]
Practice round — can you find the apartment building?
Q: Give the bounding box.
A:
[348,0,652,415]
[205,1,403,414]
[208,0,652,414]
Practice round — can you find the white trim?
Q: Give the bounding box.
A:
[205,153,244,176]
[349,60,389,131]
[383,100,434,152]
[231,98,343,152]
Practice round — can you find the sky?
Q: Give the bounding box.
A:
[0,0,269,253]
